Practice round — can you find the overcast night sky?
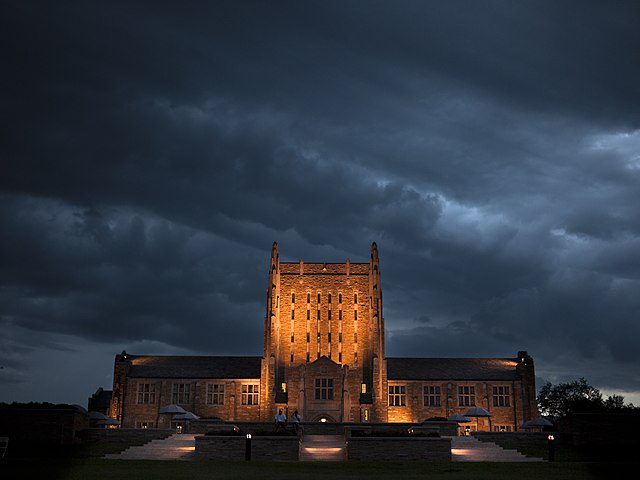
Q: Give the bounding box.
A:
[1,1,640,406]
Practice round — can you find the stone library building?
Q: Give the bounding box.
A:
[109,242,537,431]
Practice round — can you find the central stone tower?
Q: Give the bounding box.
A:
[260,242,387,422]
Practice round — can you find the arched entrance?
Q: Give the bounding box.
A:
[312,413,337,423]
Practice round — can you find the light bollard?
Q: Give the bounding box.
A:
[547,434,555,462]
[245,434,252,461]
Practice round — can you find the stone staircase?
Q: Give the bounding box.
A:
[451,436,543,462]
[299,435,347,461]
[104,434,196,461]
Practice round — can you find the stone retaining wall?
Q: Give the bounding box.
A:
[189,420,457,436]
[82,428,174,443]
[347,437,451,461]
[195,435,300,461]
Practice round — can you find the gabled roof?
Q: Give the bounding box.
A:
[386,357,519,381]
[127,355,262,379]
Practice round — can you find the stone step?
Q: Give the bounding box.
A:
[104,434,196,461]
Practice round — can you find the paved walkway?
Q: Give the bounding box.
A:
[104,434,196,461]
[299,435,347,461]
[451,436,543,462]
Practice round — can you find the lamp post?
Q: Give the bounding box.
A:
[547,434,555,462]
[245,434,252,461]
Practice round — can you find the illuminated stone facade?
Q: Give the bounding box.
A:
[109,242,537,430]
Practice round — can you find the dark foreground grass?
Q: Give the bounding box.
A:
[2,458,631,480]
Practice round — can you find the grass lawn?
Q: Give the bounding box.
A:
[2,458,630,480]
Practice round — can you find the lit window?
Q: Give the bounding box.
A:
[361,383,367,394]
[281,382,287,393]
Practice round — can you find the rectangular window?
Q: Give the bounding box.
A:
[291,310,295,320]
[317,332,320,342]
[328,332,332,343]
[290,353,294,363]
[307,332,310,342]
[318,293,321,303]
[307,310,310,320]
[339,293,342,303]
[492,386,511,407]
[172,383,191,404]
[314,378,334,400]
[292,293,295,303]
[206,383,225,405]
[354,310,357,321]
[306,352,310,362]
[339,310,342,320]
[354,332,358,343]
[291,334,294,343]
[328,310,332,320]
[354,293,358,304]
[389,385,407,406]
[241,384,259,405]
[307,293,310,303]
[423,386,441,407]
[458,386,476,407]
[137,383,156,404]
[339,332,342,342]
[328,293,332,303]
[317,309,320,320]
[339,352,342,363]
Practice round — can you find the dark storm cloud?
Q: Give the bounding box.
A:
[1,0,639,403]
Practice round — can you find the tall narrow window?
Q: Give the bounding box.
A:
[317,332,320,342]
[354,310,358,321]
[307,310,310,320]
[291,334,294,343]
[306,352,310,362]
[328,294,332,303]
[328,310,332,320]
[291,310,295,320]
[339,310,342,320]
[291,293,295,303]
[307,332,310,342]
[318,293,321,303]
[339,332,343,342]
[339,293,342,303]
[339,352,342,363]
[290,353,294,363]
[307,293,310,303]
[492,386,511,407]
[354,293,358,304]
[328,333,332,343]
[354,333,358,343]
[317,309,320,320]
